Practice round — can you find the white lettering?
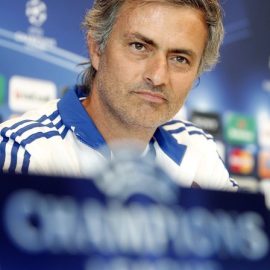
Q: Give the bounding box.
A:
[4,190,269,261]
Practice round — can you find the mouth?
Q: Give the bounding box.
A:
[133,90,167,104]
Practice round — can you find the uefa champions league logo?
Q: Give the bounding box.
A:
[21,0,57,49]
[25,0,47,28]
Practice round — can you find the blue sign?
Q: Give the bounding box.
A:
[0,172,270,269]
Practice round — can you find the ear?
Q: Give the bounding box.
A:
[87,33,101,71]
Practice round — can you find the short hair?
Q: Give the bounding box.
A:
[81,0,224,93]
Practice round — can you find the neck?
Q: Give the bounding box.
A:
[82,90,156,153]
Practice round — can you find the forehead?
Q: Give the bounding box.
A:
[111,0,207,53]
[115,0,207,33]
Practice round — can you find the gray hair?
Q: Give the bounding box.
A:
[81,0,224,93]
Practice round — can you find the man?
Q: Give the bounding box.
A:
[0,0,238,190]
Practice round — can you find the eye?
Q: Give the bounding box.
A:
[130,42,146,51]
[174,55,189,65]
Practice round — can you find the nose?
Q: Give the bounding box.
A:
[143,54,169,87]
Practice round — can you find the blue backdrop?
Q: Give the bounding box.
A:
[0,0,270,187]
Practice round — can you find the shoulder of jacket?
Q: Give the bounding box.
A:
[0,99,65,146]
[160,119,214,145]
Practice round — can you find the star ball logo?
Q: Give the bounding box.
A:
[16,0,57,50]
[25,0,47,28]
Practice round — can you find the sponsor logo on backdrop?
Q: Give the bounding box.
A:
[13,0,57,50]
[224,112,257,145]
[191,111,221,136]
[258,118,270,147]
[258,150,270,179]
[8,76,57,112]
[228,147,255,175]
[0,75,5,105]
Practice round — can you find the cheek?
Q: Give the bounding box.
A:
[171,76,194,102]
[108,50,144,82]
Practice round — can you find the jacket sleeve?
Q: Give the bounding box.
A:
[0,130,31,174]
[193,138,239,191]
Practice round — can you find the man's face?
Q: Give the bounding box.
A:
[91,1,208,129]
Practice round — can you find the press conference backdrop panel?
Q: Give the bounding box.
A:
[0,0,270,190]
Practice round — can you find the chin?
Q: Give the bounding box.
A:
[136,117,169,129]
[124,108,172,129]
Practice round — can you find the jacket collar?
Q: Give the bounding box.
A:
[58,86,186,164]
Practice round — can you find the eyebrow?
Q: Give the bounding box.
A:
[124,32,197,58]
